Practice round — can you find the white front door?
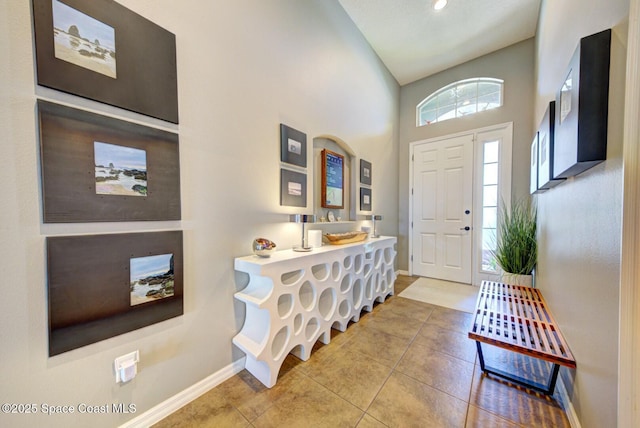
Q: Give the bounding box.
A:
[411,134,474,283]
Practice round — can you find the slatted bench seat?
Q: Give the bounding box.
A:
[468,280,576,395]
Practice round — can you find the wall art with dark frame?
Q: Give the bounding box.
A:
[529,132,540,195]
[360,187,372,211]
[538,101,565,190]
[554,28,611,179]
[280,168,307,207]
[38,100,181,223]
[360,159,372,186]
[47,230,183,356]
[321,149,344,209]
[32,0,179,123]
[280,124,307,168]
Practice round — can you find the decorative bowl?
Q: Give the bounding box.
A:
[253,238,276,257]
[323,231,368,245]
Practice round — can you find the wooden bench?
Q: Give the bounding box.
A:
[468,280,576,395]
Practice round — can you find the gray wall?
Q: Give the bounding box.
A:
[398,39,535,271]
[534,0,629,426]
[0,1,399,427]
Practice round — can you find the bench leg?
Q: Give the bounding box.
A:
[475,341,561,396]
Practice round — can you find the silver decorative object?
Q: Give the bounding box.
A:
[253,238,277,257]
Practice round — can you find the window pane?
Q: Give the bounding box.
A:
[484,141,499,163]
[483,184,498,207]
[478,81,501,97]
[421,97,438,112]
[438,89,456,107]
[457,82,477,99]
[456,102,477,117]
[477,92,501,111]
[482,228,497,272]
[483,207,497,228]
[420,109,437,126]
[482,228,496,250]
[483,163,498,185]
[437,106,457,122]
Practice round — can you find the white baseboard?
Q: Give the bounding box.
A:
[119,357,246,428]
[396,269,410,276]
[556,373,582,428]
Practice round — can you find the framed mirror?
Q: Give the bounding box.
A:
[321,149,344,209]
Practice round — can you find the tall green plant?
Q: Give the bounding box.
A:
[492,198,537,275]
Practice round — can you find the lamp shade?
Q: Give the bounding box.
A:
[289,214,316,224]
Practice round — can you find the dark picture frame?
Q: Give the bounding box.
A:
[538,101,565,190]
[321,149,344,209]
[32,0,179,123]
[529,132,541,195]
[280,124,307,168]
[360,187,372,211]
[554,29,611,178]
[360,159,372,186]
[38,100,181,223]
[47,231,183,356]
[280,168,307,207]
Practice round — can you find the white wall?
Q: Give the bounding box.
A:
[398,39,535,270]
[534,0,629,427]
[0,1,399,426]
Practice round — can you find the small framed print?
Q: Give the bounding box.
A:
[360,159,372,185]
[280,124,307,168]
[360,187,372,211]
[280,168,307,207]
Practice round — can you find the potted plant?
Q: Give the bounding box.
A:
[492,198,537,287]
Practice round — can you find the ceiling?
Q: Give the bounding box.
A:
[338,0,542,86]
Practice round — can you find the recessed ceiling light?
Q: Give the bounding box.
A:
[433,0,448,10]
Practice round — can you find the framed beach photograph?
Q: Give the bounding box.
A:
[280,124,307,168]
[537,101,565,190]
[360,159,372,186]
[321,149,344,209]
[38,100,181,222]
[280,168,307,207]
[47,231,183,356]
[529,132,540,195]
[553,29,610,178]
[32,0,179,123]
[360,187,372,211]
[130,253,175,306]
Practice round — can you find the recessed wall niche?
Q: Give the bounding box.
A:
[313,136,356,222]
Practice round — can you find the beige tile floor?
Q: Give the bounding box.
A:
[154,276,570,427]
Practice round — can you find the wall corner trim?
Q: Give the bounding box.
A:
[619,0,640,426]
[119,357,246,428]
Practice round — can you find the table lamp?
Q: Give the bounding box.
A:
[368,214,383,238]
[289,214,316,251]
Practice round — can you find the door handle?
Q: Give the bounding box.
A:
[460,226,470,231]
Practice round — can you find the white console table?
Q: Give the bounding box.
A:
[233,236,397,387]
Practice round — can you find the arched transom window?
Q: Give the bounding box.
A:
[417,78,504,126]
